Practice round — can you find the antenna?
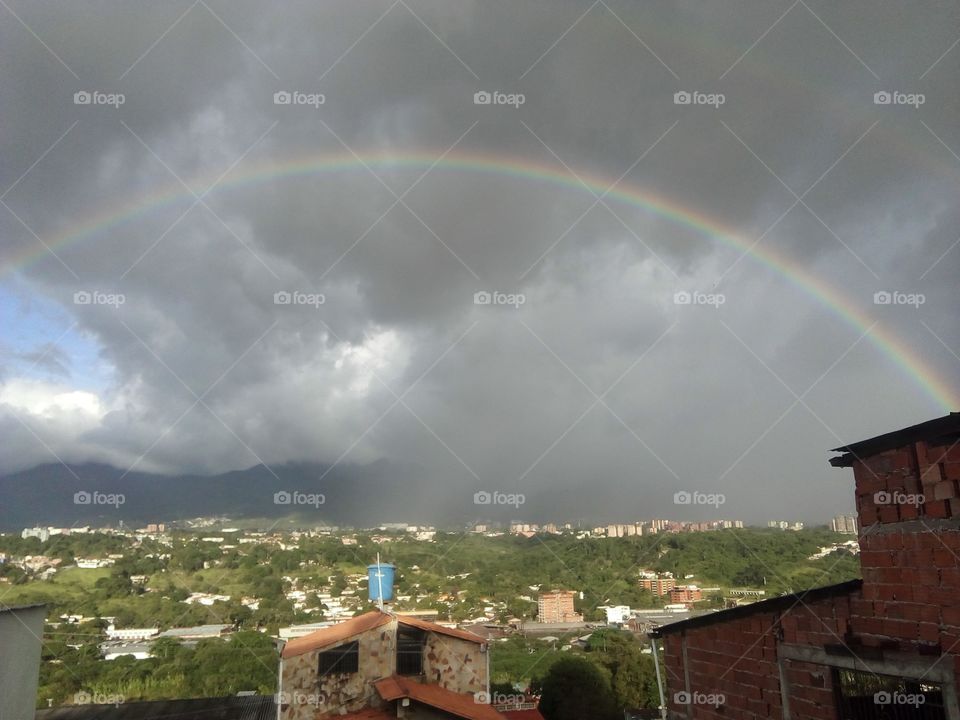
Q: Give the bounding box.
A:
[376,552,384,612]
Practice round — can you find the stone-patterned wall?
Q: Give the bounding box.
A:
[280,619,398,720]
[421,631,488,697]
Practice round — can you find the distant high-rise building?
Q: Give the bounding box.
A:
[831,514,858,534]
[20,527,49,542]
[641,577,676,596]
[537,590,582,623]
[669,586,702,603]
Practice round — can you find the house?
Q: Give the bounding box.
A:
[279,609,505,719]
[0,603,46,720]
[158,623,233,640]
[650,412,960,720]
[105,623,159,641]
[536,590,582,623]
[102,642,154,660]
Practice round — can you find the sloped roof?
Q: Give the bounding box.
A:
[397,613,485,644]
[281,610,485,658]
[281,611,391,658]
[648,579,862,637]
[375,676,506,720]
[830,412,960,467]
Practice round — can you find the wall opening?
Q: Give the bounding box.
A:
[833,668,946,720]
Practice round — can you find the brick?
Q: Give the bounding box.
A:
[860,550,893,568]
[918,622,941,643]
[878,506,900,523]
[934,480,958,500]
[921,463,944,484]
[942,606,960,626]
[899,503,920,520]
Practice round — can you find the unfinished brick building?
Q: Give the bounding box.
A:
[651,413,960,720]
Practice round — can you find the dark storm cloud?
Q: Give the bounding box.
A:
[1,0,958,523]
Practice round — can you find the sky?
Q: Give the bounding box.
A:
[1,0,958,524]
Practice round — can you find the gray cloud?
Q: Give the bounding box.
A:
[1,0,958,524]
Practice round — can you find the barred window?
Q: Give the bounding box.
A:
[397,627,426,676]
[318,641,359,675]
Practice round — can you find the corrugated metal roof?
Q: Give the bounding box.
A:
[34,695,276,720]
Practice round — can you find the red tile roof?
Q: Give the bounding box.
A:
[397,614,485,644]
[281,610,485,658]
[281,611,391,658]
[500,710,544,720]
[375,676,507,720]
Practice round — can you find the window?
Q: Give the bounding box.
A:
[397,627,426,675]
[833,668,945,720]
[318,641,359,675]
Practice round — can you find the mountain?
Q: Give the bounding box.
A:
[0,460,438,530]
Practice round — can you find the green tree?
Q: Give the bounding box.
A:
[538,657,619,720]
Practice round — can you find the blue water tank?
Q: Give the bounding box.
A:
[368,563,395,602]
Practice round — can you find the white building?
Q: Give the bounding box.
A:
[604,605,632,624]
[20,527,50,542]
[76,558,115,569]
[102,643,153,660]
[105,624,159,641]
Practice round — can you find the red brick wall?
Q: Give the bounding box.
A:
[657,436,960,719]
[660,593,854,719]
[853,440,960,526]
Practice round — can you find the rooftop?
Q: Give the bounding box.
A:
[829,412,960,467]
[648,579,863,637]
[375,675,506,720]
[281,609,485,659]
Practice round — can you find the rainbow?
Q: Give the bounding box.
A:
[3,149,956,410]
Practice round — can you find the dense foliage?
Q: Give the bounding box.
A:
[38,631,277,705]
[0,527,858,707]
